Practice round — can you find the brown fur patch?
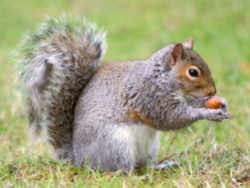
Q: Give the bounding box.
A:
[129,111,154,127]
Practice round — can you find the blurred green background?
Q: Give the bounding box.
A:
[0,0,249,187]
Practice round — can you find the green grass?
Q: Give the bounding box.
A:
[0,0,249,187]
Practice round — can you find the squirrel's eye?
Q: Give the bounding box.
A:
[188,68,199,77]
[186,66,200,80]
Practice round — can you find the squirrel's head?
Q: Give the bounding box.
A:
[150,38,216,99]
[124,39,217,130]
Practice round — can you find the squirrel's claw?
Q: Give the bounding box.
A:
[153,160,180,170]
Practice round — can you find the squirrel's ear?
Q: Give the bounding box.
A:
[169,43,184,66]
[182,38,193,49]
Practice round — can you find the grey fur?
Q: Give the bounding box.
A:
[73,44,229,171]
[18,16,229,171]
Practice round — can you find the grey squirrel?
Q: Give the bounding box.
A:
[18,15,230,172]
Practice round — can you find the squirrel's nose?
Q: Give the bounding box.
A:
[207,87,216,97]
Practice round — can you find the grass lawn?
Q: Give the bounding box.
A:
[0,0,249,187]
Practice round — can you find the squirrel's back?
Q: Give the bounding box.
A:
[18,15,106,160]
[74,60,138,124]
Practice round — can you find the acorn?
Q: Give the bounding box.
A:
[205,96,223,109]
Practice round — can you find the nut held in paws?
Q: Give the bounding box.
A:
[205,96,223,109]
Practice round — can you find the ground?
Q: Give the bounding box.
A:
[0,0,249,187]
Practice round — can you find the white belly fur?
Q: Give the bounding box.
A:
[113,123,160,166]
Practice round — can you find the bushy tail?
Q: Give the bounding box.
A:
[17,15,107,160]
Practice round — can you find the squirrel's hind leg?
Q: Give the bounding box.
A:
[73,123,136,172]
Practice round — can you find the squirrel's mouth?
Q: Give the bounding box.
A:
[185,95,210,108]
[187,94,210,101]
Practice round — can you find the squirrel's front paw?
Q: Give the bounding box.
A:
[202,108,230,121]
[201,96,230,121]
